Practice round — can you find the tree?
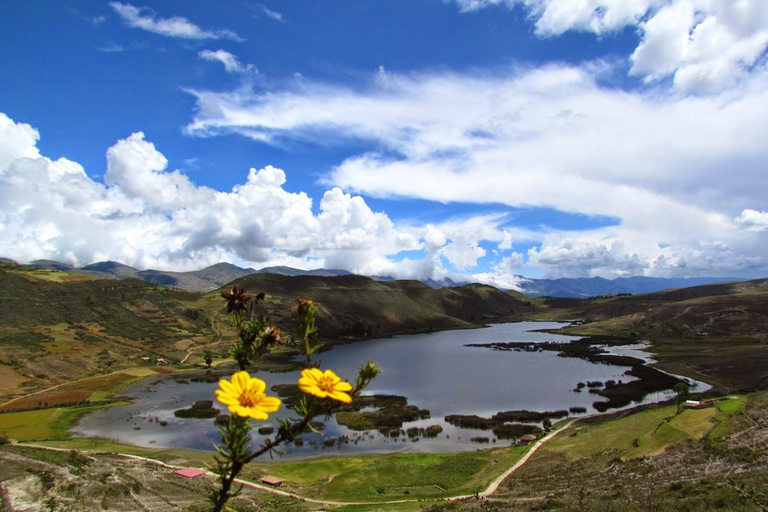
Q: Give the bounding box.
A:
[673,382,690,414]
[204,351,213,369]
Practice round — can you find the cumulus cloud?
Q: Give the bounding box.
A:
[735,209,768,232]
[199,50,256,74]
[110,2,243,41]
[451,0,768,93]
[0,113,433,276]
[631,1,768,93]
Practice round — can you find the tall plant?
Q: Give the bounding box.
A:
[209,289,379,511]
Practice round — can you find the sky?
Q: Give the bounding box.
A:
[1,0,768,288]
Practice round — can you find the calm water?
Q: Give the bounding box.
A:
[73,322,674,458]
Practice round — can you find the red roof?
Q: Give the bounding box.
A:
[261,476,284,486]
[174,468,206,478]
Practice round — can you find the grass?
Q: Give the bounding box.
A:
[0,408,63,441]
[244,445,530,502]
[708,395,747,439]
[544,404,719,462]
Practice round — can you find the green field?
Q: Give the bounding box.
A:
[246,445,529,502]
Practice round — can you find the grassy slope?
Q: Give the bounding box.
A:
[0,262,535,398]
[0,264,213,396]
[220,273,533,341]
[526,279,768,392]
[430,393,767,512]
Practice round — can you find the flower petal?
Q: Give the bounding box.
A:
[248,409,268,420]
[257,396,281,412]
[234,405,253,418]
[334,381,353,392]
[323,369,341,384]
[303,368,324,381]
[328,390,352,403]
[232,371,250,393]
[248,377,266,395]
[215,394,240,406]
[218,379,236,395]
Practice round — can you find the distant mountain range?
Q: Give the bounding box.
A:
[7,258,746,297]
[517,276,745,298]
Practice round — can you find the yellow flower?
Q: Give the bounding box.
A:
[215,371,281,420]
[298,368,353,403]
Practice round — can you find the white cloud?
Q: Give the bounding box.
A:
[0,113,430,276]
[257,4,284,22]
[631,1,768,93]
[735,209,768,232]
[498,230,513,250]
[470,252,526,289]
[451,0,768,93]
[199,49,256,74]
[183,63,768,278]
[110,2,243,41]
[452,0,659,33]
[443,237,486,270]
[105,132,209,212]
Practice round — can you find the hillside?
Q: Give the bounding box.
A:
[0,263,213,397]
[2,259,766,397]
[215,273,534,340]
[536,278,768,391]
[0,263,533,398]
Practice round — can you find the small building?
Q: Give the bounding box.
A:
[174,468,206,479]
[261,476,283,487]
[684,400,702,408]
[156,358,166,364]
[519,434,538,445]
[141,357,150,361]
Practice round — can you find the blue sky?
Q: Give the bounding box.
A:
[1,1,768,287]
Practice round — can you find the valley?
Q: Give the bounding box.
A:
[1,261,767,510]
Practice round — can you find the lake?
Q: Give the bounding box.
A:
[73,322,681,458]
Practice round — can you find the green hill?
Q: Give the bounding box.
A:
[212,273,533,340]
[0,263,533,397]
[536,279,768,391]
[0,263,213,396]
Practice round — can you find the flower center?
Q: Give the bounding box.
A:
[239,389,261,408]
[317,376,336,392]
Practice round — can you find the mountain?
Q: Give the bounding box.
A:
[30,259,75,272]
[4,258,753,298]
[80,261,139,278]
[257,266,351,277]
[187,262,256,287]
[518,275,744,298]
[0,261,533,395]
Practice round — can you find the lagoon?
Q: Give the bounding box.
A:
[73,322,671,458]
